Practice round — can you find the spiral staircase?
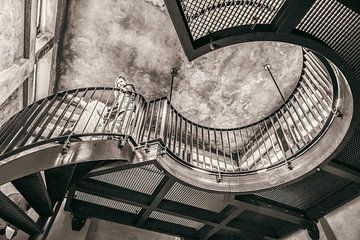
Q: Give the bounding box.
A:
[1,1,360,239]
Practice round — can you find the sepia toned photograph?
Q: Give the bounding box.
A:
[0,0,359,239]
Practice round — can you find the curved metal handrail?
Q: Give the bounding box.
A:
[0,50,338,175]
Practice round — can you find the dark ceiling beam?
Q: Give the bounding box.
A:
[321,160,360,183]
[199,205,245,240]
[164,0,195,60]
[72,199,199,240]
[73,179,277,238]
[271,0,315,33]
[306,183,360,219]
[12,172,53,217]
[233,196,310,226]
[136,177,175,227]
[0,191,43,235]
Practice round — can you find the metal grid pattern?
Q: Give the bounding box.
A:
[297,0,360,78]
[255,171,349,210]
[335,124,360,169]
[180,0,285,40]
[165,182,228,212]
[91,164,164,195]
[149,211,204,229]
[74,191,142,214]
[235,210,288,229]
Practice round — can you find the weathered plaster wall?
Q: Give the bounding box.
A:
[58,0,302,128]
[0,1,24,72]
[0,1,26,125]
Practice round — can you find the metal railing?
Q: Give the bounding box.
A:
[0,49,338,175]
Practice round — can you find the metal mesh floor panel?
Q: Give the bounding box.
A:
[165,182,228,212]
[334,124,360,169]
[149,211,204,229]
[74,191,142,214]
[255,171,349,210]
[91,164,164,195]
[297,0,360,78]
[235,210,288,229]
[181,0,285,40]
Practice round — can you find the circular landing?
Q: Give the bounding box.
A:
[171,42,303,128]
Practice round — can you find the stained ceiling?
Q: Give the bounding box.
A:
[58,0,302,128]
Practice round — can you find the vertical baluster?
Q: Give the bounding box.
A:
[32,92,69,143]
[123,93,138,136]
[207,128,213,170]
[1,98,49,154]
[173,112,178,153]
[178,117,183,157]
[201,127,206,169]
[167,108,174,149]
[252,124,265,169]
[129,95,143,139]
[226,131,236,172]
[269,116,287,161]
[17,94,59,147]
[139,102,150,143]
[184,119,188,161]
[293,93,317,132]
[257,122,272,167]
[195,125,199,167]
[289,98,313,141]
[91,88,114,140]
[239,129,250,171]
[154,100,162,139]
[263,119,280,163]
[232,130,241,171]
[214,130,221,172]
[220,131,228,172]
[283,103,307,146]
[245,127,257,170]
[190,123,193,165]
[146,101,156,142]
[108,90,127,134]
[68,89,97,136]
[46,90,81,139]
[280,108,301,151]
[82,89,105,134]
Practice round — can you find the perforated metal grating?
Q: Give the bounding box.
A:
[297,0,360,78]
[234,210,289,229]
[180,0,285,40]
[149,211,204,229]
[91,164,164,195]
[165,182,228,212]
[335,124,360,169]
[74,191,142,214]
[255,171,349,210]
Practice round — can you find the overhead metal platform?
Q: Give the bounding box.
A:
[0,0,360,239]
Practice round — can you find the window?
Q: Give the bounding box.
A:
[36,0,43,34]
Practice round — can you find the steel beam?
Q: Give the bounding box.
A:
[321,160,360,184]
[0,191,42,235]
[233,196,310,226]
[199,205,245,240]
[136,177,175,227]
[306,183,360,219]
[271,0,315,33]
[12,173,53,217]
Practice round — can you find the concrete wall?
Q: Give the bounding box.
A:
[58,0,302,128]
